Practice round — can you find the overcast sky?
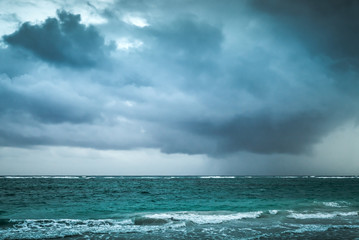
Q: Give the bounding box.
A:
[1,0,359,175]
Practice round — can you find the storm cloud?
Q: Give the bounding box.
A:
[3,10,109,67]
[250,0,359,70]
[1,0,359,175]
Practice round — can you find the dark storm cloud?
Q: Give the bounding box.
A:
[3,10,108,67]
[108,0,359,156]
[250,0,359,70]
[1,1,359,159]
[183,111,336,155]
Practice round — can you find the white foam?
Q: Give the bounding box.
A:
[143,211,262,224]
[200,176,236,179]
[288,211,358,219]
[322,201,349,208]
[51,176,80,179]
[4,176,32,179]
[277,176,299,178]
[3,176,80,179]
[1,218,182,240]
[269,210,279,215]
[284,224,329,234]
[315,176,357,179]
[135,176,162,179]
[322,202,340,207]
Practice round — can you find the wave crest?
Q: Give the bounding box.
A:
[143,211,263,224]
[288,211,358,219]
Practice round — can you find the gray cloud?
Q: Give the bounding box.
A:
[250,0,359,71]
[0,48,39,77]
[0,81,95,124]
[3,10,109,68]
[182,112,335,155]
[146,18,224,79]
[146,18,222,58]
[0,128,50,148]
[1,1,359,162]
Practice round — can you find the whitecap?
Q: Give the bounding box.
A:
[288,211,358,219]
[4,176,34,179]
[1,218,182,240]
[143,211,262,224]
[284,224,329,234]
[276,176,299,178]
[51,176,80,179]
[322,201,349,208]
[269,210,279,215]
[316,176,357,179]
[200,176,236,179]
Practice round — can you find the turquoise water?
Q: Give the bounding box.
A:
[0,176,359,239]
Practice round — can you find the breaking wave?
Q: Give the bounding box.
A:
[142,211,263,224]
[200,176,236,179]
[288,211,358,219]
[0,211,264,239]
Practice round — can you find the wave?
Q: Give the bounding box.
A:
[134,217,169,225]
[276,176,300,178]
[0,211,264,239]
[200,176,236,179]
[269,210,279,215]
[50,176,80,179]
[284,224,330,234]
[283,224,359,235]
[2,211,359,240]
[288,211,358,219]
[315,176,358,179]
[0,218,182,240]
[3,176,35,179]
[142,211,263,224]
[321,201,349,208]
[2,176,80,179]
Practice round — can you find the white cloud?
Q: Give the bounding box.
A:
[115,38,143,50]
[78,11,108,25]
[123,15,149,28]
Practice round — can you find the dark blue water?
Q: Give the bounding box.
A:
[1,176,359,239]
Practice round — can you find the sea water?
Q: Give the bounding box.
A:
[0,176,358,239]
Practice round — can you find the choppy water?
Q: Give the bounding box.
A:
[0,176,359,239]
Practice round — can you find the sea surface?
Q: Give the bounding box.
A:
[0,176,359,239]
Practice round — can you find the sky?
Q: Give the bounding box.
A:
[1,0,359,175]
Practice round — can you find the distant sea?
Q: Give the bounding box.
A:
[1,176,359,239]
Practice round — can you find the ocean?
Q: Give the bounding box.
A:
[0,176,358,239]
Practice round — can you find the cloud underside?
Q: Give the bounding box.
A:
[1,0,359,157]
